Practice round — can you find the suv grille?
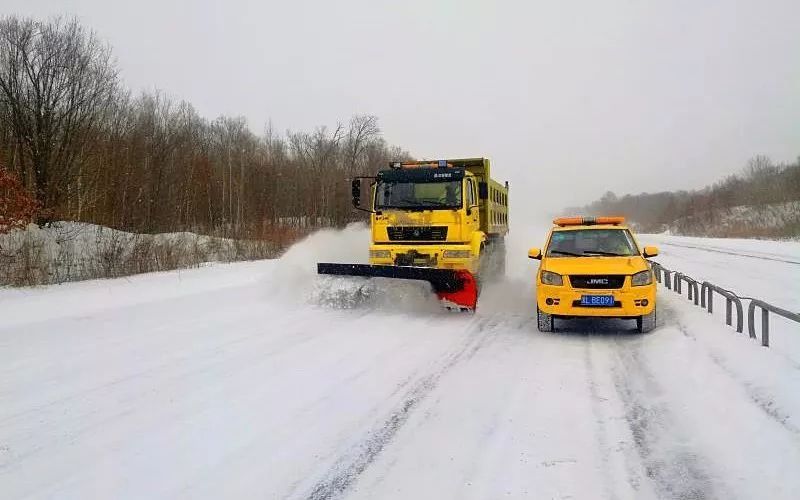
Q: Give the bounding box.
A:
[387,226,448,241]
[569,275,626,289]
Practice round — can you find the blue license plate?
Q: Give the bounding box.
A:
[580,295,615,307]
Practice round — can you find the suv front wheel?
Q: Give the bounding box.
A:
[537,306,554,332]
[637,307,656,333]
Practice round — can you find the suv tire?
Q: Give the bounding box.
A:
[537,306,554,332]
[637,307,656,333]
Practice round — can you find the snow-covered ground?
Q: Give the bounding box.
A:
[1,226,799,499]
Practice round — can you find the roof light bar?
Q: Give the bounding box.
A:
[390,160,454,169]
[553,216,625,226]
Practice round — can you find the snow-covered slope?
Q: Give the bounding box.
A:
[1,228,799,499]
[0,222,280,286]
[664,201,800,238]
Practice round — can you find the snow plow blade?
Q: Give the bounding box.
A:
[317,263,478,311]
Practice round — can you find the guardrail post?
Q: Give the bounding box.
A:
[651,262,672,290]
[748,300,777,347]
[747,301,758,341]
[701,282,709,310]
[687,278,699,306]
[726,299,732,328]
[673,273,699,306]
[651,262,662,284]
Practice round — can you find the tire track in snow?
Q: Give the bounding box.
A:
[707,356,800,438]
[584,338,620,500]
[669,312,800,438]
[611,337,717,500]
[301,315,498,500]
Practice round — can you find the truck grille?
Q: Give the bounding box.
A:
[569,275,626,289]
[387,226,448,241]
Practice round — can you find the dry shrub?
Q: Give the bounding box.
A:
[0,165,41,234]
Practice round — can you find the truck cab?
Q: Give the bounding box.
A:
[318,157,508,311]
[353,159,508,278]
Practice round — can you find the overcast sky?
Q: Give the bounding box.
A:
[7,0,800,210]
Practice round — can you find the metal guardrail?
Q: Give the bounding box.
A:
[673,272,699,306]
[748,300,800,348]
[700,281,744,334]
[650,261,797,347]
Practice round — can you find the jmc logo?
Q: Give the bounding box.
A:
[588,278,609,285]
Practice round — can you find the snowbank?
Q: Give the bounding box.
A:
[0,222,280,286]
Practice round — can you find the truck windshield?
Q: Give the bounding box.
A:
[375,180,462,210]
[547,229,638,257]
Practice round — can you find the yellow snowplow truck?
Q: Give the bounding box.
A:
[317,158,509,311]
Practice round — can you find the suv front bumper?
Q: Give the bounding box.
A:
[537,282,656,318]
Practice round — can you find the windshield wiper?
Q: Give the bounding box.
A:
[582,250,628,256]
[550,250,583,257]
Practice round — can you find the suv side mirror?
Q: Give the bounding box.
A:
[351,179,361,208]
[528,247,542,260]
[643,245,659,258]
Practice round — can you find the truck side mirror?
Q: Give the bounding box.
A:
[351,179,361,208]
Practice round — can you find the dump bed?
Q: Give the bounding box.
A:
[445,158,509,236]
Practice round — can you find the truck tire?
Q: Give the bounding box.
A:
[474,244,486,294]
[537,306,554,332]
[637,307,656,333]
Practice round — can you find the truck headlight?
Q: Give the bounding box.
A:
[443,249,471,259]
[370,250,391,259]
[631,270,653,286]
[540,270,563,286]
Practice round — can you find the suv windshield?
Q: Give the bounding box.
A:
[375,180,462,210]
[547,229,638,257]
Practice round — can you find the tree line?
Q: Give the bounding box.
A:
[0,16,408,238]
[574,155,800,235]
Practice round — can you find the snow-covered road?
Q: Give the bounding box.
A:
[1,227,799,499]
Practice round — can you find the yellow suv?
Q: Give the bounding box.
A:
[528,217,659,333]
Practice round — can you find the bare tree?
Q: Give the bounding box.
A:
[345,114,379,176]
[0,16,118,214]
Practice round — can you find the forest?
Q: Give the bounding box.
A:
[0,16,408,241]
[575,156,800,237]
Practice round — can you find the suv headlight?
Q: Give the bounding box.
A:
[370,249,391,259]
[540,270,563,286]
[631,270,653,286]
[443,249,471,259]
